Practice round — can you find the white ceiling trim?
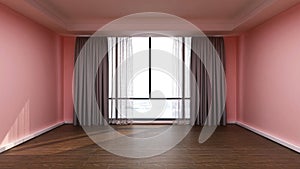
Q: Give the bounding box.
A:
[2,0,293,35]
[25,0,278,34]
[232,0,276,29]
[26,0,68,29]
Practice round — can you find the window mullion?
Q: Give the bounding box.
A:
[182,37,185,120]
[115,37,119,120]
[149,37,151,99]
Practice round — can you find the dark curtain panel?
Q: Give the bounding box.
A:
[73,37,109,126]
[190,37,226,126]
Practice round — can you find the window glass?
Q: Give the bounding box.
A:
[109,37,191,119]
[151,37,182,98]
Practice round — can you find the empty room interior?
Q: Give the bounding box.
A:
[1,0,300,168]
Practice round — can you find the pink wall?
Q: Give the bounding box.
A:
[237,4,300,147]
[224,37,238,123]
[0,4,63,146]
[63,37,75,123]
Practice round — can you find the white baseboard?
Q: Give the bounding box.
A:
[227,121,237,124]
[1,120,299,154]
[236,121,300,153]
[64,121,73,124]
[0,121,64,153]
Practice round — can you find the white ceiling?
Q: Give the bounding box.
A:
[1,0,300,35]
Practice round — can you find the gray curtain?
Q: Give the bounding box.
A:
[190,37,226,126]
[73,37,109,126]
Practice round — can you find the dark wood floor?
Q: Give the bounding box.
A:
[0,124,299,169]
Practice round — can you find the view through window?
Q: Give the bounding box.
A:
[108,37,191,120]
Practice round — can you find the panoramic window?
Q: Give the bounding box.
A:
[108,37,191,120]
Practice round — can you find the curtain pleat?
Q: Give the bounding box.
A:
[190,37,226,126]
[107,37,133,125]
[73,37,109,126]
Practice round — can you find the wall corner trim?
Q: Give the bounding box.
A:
[236,122,300,153]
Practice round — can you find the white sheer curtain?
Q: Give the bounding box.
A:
[108,37,133,124]
[172,37,191,124]
[171,37,182,120]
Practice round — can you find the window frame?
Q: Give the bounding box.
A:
[108,37,190,120]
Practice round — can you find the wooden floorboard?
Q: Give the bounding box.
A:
[0,125,299,169]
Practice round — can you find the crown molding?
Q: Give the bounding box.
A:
[7,0,290,35]
[25,0,68,29]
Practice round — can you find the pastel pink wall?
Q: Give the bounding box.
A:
[63,37,75,123]
[0,4,63,146]
[224,37,238,123]
[237,4,300,147]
